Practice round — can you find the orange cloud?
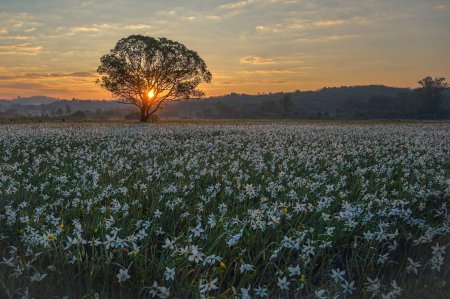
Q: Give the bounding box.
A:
[313,19,349,27]
[124,24,152,30]
[240,56,275,65]
[0,72,95,80]
[0,43,42,55]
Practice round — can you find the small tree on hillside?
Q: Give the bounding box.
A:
[279,93,294,118]
[65,104,72,115]
[416,76,448,117]
[97,35,212,122]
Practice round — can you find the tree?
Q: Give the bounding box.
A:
[65,104,72,115]
[416,76,448,117]
[97,35,212,122]
[279,93,294,118]
[71,110,87,119]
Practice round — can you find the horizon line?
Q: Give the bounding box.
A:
[0,83,420,101]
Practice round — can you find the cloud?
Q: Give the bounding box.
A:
[287,22,307,30]
[0,82,46,89]
[31,71,95,78]
[313,19,349,27]
[219,0,255,10]
[0,43,42,55]
[25,27,36,32]
[221,78,298,85]
[269,0,297,3]
[256,17,363,34]
[157,9,177,16]
[70,27,100,33]
[125,24,152,30]
[180,14,222,23]
[295,34,357,43]
[256,24,284,33]
[240,56,275,65]
[0,35,30,40]
[66,23,156,35]
[68,24,110,35]
[0,28,7,34]
[13,21,23,28]
[70,27,100,34]
[221,80,246,85]
[206,16,221,21]
[239,69,293,74]
[0,72,95,80]
[324,34,355,41]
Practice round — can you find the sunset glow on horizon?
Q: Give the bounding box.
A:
[0,0,449,100]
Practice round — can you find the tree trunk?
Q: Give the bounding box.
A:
[140,107,148,122]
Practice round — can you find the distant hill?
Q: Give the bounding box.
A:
[1,85,449,120]
[11,96,60,105]
[159,85,418,119]
[0,97,132,120]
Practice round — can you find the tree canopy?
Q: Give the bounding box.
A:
[416,76,448,116]
[97,35,212,121]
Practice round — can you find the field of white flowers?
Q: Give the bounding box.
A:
[0,122,449,298]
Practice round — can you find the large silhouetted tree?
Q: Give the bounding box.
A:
[416,76,448,117]
[97,35,212,122]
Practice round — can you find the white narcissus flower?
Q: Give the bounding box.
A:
[239,263,254,273]
[199,278,218,293]
[116,268,130,283]
[341,280,356,295]
[31,272,48,282]
[164,267,175,281]
[277,276,290,291]
[254,285,268,297]
[365,277,381,296]
[288,265,301,277]
[406,258,420,275]
[188,245,204,263]
[241,285,251,299]
[330,268,345,283]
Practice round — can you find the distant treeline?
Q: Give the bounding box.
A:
[0,97,135,121]
[162,85,450,119]
[1,85,449,120]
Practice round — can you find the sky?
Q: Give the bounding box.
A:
[0,0,449,99]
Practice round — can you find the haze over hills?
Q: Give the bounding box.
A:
[1,85,449,120]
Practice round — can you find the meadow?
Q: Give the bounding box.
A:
[0,121,449,298]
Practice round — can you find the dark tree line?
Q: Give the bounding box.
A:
[158,76,449,120]
[415,76,448,117]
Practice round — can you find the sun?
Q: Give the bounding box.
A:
[147,90,155,98]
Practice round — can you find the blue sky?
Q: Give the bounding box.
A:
[0,0,449,99]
